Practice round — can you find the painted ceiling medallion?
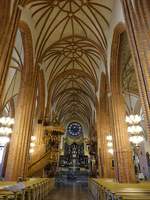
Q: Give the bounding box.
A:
[57,0,85,14]
[63,43,83,59]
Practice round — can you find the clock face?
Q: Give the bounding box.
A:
[67,122,82,137]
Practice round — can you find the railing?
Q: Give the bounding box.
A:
[88,178,150,200]
[28,149,58,176]
[0,178,54,200]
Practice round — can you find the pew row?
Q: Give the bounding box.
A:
[88,178,150,200]
[0,178,54,200]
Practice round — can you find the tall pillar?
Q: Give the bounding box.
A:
[97,100,113,178]
[5,68,38,180]
[0,0,10,40]
[0,0,23,111]
[35,124,44,146]
[5,21,38,181]
[96,109,102,176]
[30,123,46,163]
[121,0,150,141]
[30,69,46,163]
[109,22,136,182]
[110,92,136,182]
[97,74,114,178]
[35,69,45,147]
[100,111,113,178]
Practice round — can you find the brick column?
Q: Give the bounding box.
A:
[96,73,114,178]
[29,69,46,164]
[0,0,23,111]
[121,0,150,141]
[5,22,38,181]
[97,100,113,178]
[29,123,46,166]
[110,92,136,182]
[5,68,38,181]
[96,109,102,176]
[100,111,113,178]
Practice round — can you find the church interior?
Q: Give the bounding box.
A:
[0,0,150,199]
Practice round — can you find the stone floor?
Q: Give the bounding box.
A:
[46,183,93,200]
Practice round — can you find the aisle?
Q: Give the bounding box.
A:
[46,183,93,200]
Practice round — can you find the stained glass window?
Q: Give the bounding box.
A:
[67,122,82,137]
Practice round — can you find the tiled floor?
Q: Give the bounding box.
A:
[46,183,93,200]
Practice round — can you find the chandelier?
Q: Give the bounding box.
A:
[0,127,12,135]
[125,85,144,145]
[0,116,14,145]
[0,117,14,126]
[0,137,10,145]
[129,135,144,144]
[125,115,142,124]
[127,125,143,134]
[126,114,144,145]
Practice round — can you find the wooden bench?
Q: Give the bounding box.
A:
[89,178,150,200]
[0,178,54,200]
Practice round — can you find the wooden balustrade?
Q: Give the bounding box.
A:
[28,151,58,176]
[88,178,150,200]
[0,178,54,200]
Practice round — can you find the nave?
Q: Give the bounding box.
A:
[0,0,150,199]
[46,184,92,200]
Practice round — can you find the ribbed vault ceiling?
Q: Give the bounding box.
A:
[24,0,113,134]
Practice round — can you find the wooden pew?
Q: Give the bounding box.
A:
[0,178,55,200]
[89,178,150,200]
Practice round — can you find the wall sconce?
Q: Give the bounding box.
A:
[29,136,36,154]
[106,134,114,155]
